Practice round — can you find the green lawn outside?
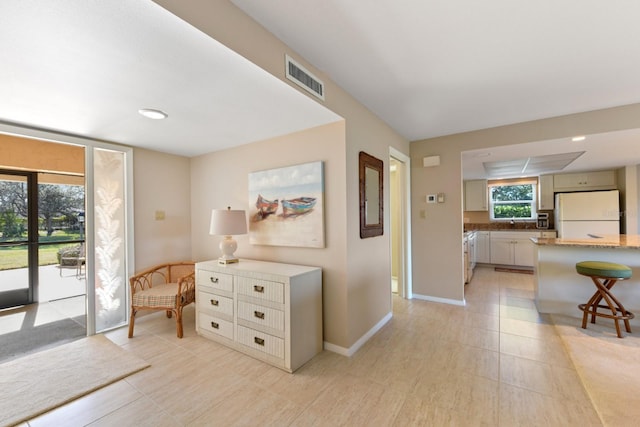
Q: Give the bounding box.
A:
[0,230,83,271]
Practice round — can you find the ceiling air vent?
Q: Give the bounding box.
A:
[285,55,324,100]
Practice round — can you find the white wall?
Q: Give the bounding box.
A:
[133,148,192,270]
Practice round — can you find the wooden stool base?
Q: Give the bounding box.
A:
[578,275,634,338]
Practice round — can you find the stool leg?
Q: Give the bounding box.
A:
[581,284,603,329]
[593,278,622,337]
[601,280,633,334]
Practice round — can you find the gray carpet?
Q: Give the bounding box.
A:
[0,299,86,364]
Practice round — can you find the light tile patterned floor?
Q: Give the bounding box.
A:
[24,266,608,426]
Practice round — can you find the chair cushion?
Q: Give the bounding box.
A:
[132,283,178,308]
[576,261,632,279]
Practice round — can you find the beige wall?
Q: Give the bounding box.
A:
[155,0,410,350]
[411,103,640,302]
[619,166,640,235]
[133,148,192,270]
[190,122,349,346]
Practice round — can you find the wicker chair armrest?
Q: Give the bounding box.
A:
[177,272,196,305]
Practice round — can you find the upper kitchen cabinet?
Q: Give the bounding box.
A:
[464,179,488,211]
[553,170,617,192]
[538,174,554,210]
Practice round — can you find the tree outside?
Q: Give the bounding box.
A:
[491,184,533,218]
[1,181,85,270]
[0,181,84,240]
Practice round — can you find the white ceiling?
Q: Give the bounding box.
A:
[1,1,640,175]
[0,1,341,157]
[231,0,640,178]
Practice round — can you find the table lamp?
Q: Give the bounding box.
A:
[209,207,247,264]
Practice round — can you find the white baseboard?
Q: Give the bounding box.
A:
[323,311,392,357]
[412,293,466,306]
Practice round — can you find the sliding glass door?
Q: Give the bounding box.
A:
[0,123,134,335]
[0,171,36,309]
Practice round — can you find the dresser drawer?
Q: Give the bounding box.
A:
[237,325,284,359]
[199,313,234,340]
[237,276,284,304]
[198,291,233,317]
[197,269,233,293]
[238,301,284,332]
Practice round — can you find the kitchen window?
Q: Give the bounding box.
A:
[489,178,537,221]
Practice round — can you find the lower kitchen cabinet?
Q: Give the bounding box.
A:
[195,259,322,373]
[490,232,537,267]
[476,231,491,263]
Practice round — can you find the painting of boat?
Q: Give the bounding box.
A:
[255,194,278,218]
[248,161,324,248]
[282,197,316,217]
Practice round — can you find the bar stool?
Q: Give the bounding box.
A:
[576,261,634,338]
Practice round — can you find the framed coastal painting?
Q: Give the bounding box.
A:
[248,161,325,248]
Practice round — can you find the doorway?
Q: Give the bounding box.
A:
[1,126,133,352]
[1,171,86,309]
[389,148,412,299]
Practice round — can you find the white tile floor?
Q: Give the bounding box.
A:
[16,266,619,426]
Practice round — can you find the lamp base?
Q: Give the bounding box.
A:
[218,235,239,265]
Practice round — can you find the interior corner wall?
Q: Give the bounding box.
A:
[621,165,639,235]
[154,0,410,350]
[133,148,192,270]
[411,103,640,302]
[190,121,349,347]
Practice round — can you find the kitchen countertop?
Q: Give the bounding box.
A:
[531,234,640,249]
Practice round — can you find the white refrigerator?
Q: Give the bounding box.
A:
[555,190,620,238]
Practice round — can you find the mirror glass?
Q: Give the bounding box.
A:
[359,151,383,238]
[365,166,379,225]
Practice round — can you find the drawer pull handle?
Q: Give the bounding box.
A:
[254,311,265,319]
[254,337,265,346]
[210,299,219,306]
[210,277,219,284]
[253,285,264,293]
[211,321,219,329]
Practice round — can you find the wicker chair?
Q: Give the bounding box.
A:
[128,262,196,338]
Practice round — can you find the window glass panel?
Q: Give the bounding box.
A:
[93,148,126,331]
[490,184,536,220]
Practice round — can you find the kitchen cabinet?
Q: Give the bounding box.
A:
[464,179,488,211]
[490,231,538,267]
[195,259,322,373]
[476,231,491,263]
[553,170,617,192]
[538,174,554,210]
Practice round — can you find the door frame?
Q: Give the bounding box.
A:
[0,123,135,335]
[389,147,412,299]
[0,169,37,308]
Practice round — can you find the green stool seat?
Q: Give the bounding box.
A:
[576,260,634,338]
[576,261,632,279]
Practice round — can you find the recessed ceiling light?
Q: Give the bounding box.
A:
[138,108,168,120]
[572,136,586,142]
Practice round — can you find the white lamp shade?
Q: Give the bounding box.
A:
[209,208,247,236]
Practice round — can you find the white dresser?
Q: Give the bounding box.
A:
[195,259,322,373]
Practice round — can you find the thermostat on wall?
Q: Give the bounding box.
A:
[426,194,437,203]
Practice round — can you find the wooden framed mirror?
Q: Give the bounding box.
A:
[359,151,383,238]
